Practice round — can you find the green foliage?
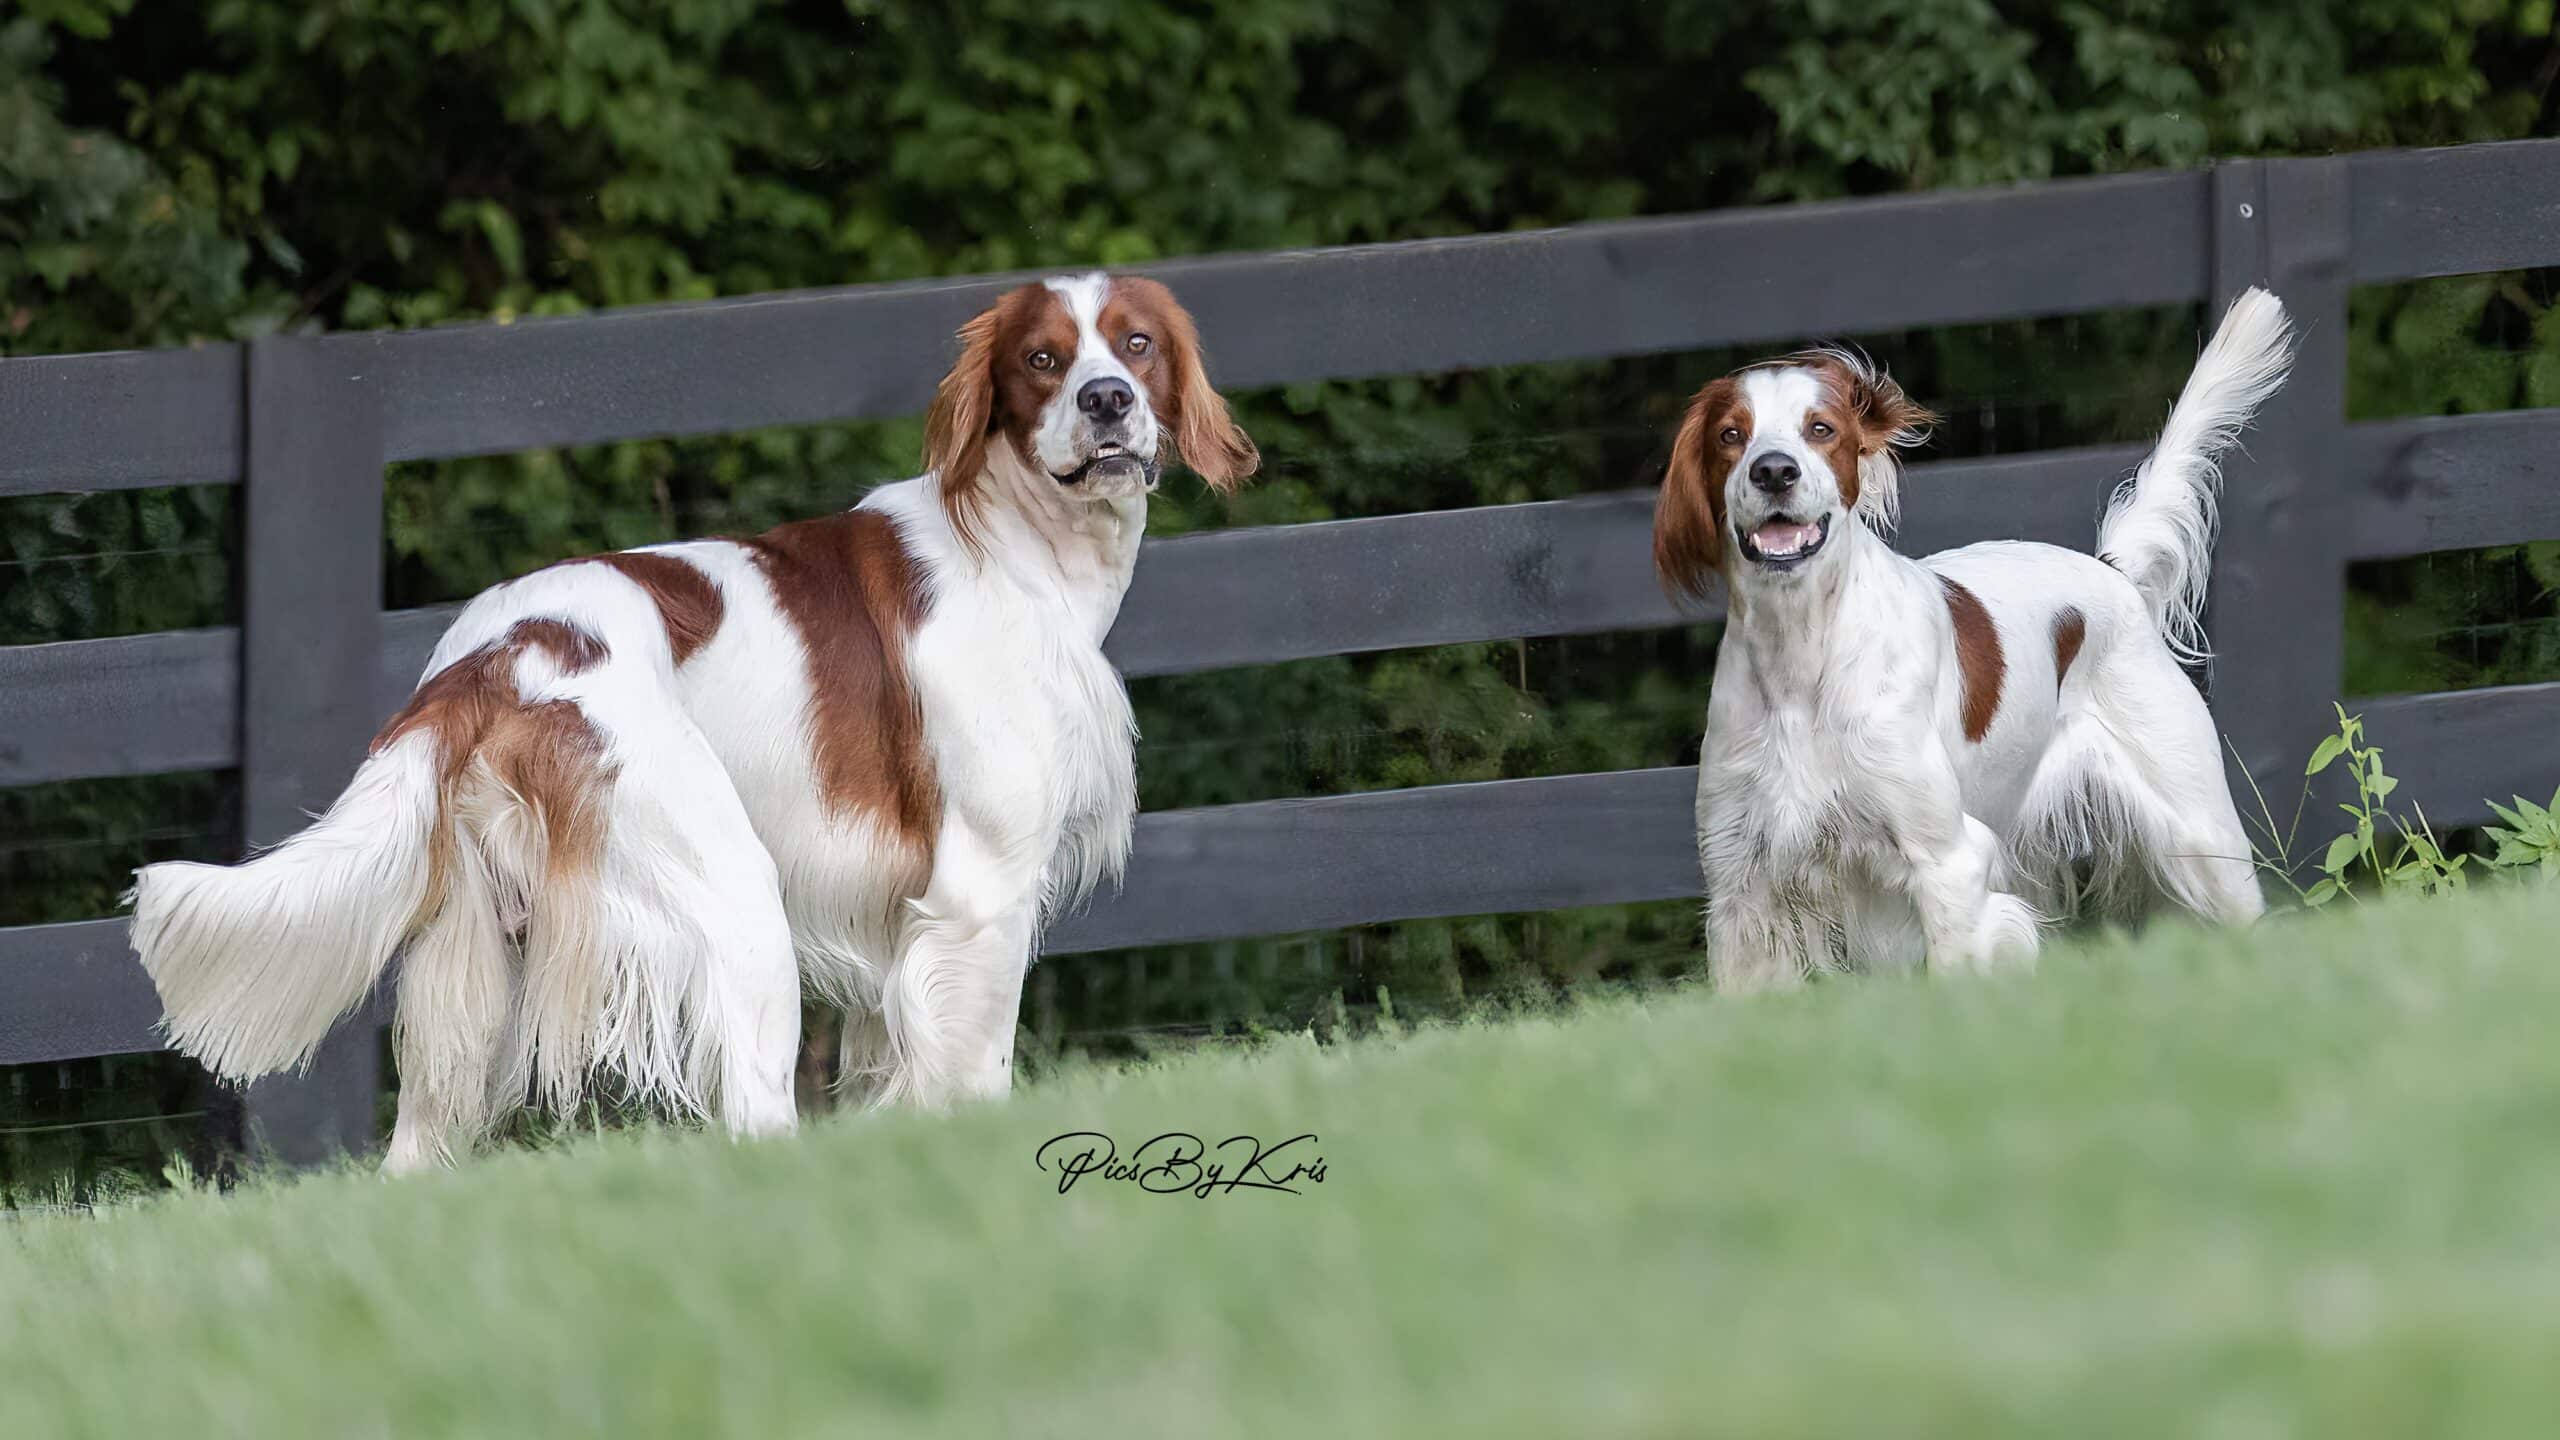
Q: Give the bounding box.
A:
[2486,787,2560,879]
[2298,704,2473,903]
[0,16,251,352]
[2249,703,2558,907]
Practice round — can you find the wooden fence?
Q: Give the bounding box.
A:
[7,139,2560,1160]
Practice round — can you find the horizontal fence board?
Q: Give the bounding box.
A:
[342,277,999,464]
[343,170,2209,462]
[0,920,164,1064]
[0,628,238,786]
[2348,410,2560,558]
[2351,140,2560,284]
[0,345,243,495]
[1107,490,1687,676]
[1041,767,1702,954]
[1148,171,2208,393]
[1112,443,2145,676]
[1893,446,2137,555]
[2357,682,2560,833]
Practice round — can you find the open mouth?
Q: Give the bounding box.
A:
[1734,513,1832,569]
[1054,442,1158,489]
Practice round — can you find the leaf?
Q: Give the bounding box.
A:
[2306,733,2346,775]
[2304,877,2340,907]
[2322,830,2363,876]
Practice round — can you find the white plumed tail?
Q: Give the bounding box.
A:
[2096,286,2296,664]
[127,733,443,1081]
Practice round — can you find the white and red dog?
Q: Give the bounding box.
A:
[1655,290,2294,990]
[130,274,1257,1170]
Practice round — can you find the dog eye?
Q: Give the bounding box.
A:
[1719,427,1743,446]
[1809,420,1834,439]
[1125,333,1152,355]
[1028,350,1057,373]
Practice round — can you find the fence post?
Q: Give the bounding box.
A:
[2206,156,2353,826]
[235,336,388,1166]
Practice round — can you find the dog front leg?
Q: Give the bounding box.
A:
[1882,752,2041,975]
[1705,888,1812,994]
[1698,755,1824,993]
[1907,815,2041,973]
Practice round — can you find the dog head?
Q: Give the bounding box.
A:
[925,273,1259,549]
[1654,349,1934,599]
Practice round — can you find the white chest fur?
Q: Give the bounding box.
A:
[895,474,1142,920]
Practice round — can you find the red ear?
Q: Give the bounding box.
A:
[1122,278,1257,492]
[1653,381,1732,602]
[1854,368,1936,455]
[925,304,1002,552]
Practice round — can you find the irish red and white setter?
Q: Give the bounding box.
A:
[1654,289,2294,990]
[130,274,1257,1170]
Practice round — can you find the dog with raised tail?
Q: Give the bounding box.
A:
[129,273,1258,1169]
[1653,289,2295,991]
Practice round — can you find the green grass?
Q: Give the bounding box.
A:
[10,891,2560,1438]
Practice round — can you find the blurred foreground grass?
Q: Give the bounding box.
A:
[8,888,2560,1437]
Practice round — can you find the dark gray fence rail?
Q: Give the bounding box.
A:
[8,139,2560,1157]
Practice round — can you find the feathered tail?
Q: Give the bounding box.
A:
[2096,286,2296,663]
[127,733,442,1080]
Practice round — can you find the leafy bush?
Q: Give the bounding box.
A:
[2250,703,2560,906]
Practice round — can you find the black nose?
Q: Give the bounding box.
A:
[1077,377,1135,424]
[1748,453,1799,494]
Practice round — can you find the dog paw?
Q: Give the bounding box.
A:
[1974,895,2044,968]
[1932,895,2043,976]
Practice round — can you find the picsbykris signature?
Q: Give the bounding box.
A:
[1034,1131,1327,1197]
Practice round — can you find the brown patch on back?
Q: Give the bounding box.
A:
[371,619,617,914]
[581,552,726,665]
[507,618,610,676]
[2052,607,2087,693]
[374,619,606,771]
[1939,577,2005,743]
[744,510,940,889]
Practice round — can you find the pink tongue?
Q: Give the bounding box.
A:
[1752,519,1821,555]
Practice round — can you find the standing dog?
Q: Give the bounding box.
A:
[1654,290,2294,990]
[130,274,1257,1169]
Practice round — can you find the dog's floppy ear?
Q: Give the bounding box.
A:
[1849,365,1935,455]
[1808,347,1936,537]
[1653,380,1733,602]
[1127,278,1258,493]
[925,302,1004,553]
